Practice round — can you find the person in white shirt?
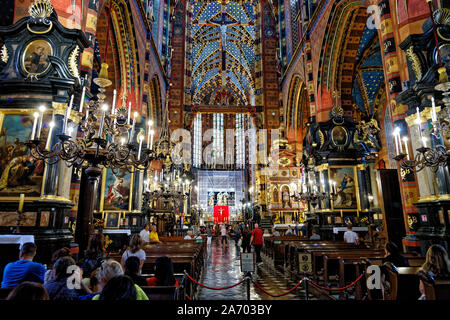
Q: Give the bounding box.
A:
[139,224,150,244]
[343,226,359,244]
[184,231,193,240]
[271,228,280,237]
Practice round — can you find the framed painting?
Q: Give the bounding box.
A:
[331,126,349,147]
[0,111,52,197]
[22,39,53,76]
[101,167,132,211]
[104,212,120,229]
[329,166,360,211]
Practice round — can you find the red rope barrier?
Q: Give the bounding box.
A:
[252,279,303,297]
[308,274,364,291]
[185,273,245,290]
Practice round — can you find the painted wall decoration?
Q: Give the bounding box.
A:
[329,166,358,210]
[22,40,53,75]
[0,112,47,196]
[103,168,131,211]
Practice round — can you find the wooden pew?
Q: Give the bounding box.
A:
[422,278,450,300]
[140,285,181,300]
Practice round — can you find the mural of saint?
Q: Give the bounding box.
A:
[23,40,52,75]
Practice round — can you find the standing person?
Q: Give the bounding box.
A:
[343,225,359,244]
[1,242,46,288]
[234,226,241,247]
[139,224,150,245]
[149,224,160,243]
[121,234,146,274]
[241,226,251,253]
[221,224,227,246]
[250,223,264,265]
[294,222,300,236]
[206,225,213,245]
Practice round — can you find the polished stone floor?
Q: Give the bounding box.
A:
[196,238,314,300]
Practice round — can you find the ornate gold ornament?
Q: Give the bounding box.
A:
[405,46,422,80]
[27,0,54,34]
[68,46,80,81]
[1,45,8,64]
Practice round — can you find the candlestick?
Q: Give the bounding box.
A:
[36,105,46,139]
[45,121,55,150]
[98,104,108,138]
[127,102,131,124]
[402,137,409,160]
[111,89,117,115]
[79,87,86,113]
[30,112,39,140]
[137,134,144,161]
[431,96,438,122]
[63,95,74,135]
[18,194,25,212]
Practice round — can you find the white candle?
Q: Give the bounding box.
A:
[147,120,153,145]
[149,129,154,150]
[127,102,131,124]
[111,89,117,115]
[98,104,108,138]
[30,112,39,140]
[79,87,86,113]
[137,135,144,161]
[403,137,409,160]
[431,97,437,122]
[36,105,46,139]
[45,121,55,150]
[64,95,74,135]
[130,112,138,141]
[393,127,400,154]
[422,136,427,148]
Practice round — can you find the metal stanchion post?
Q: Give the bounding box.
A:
[304,277,309,300]
[246,272,251,300]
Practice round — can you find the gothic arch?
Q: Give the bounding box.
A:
[149,75,163,126]
[285,75,310,143]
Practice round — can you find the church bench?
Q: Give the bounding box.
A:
[422,278,450,300]
[322,250,385,285]
[366,256,425,267]
[140,285,182,300]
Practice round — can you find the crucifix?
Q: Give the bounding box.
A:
[194,0,252,105]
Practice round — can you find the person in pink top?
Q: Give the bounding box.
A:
[251,223,264,265]
[220,224,228,246]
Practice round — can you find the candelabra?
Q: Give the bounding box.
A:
[290,180,336,204]
[25,64,156,172]
[392,68,450,172]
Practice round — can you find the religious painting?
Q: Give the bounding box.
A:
[329,166,359,210]
[207,191,235,206]
[0,112,47,197]
[39,211,50,227]
[102,168,131,211]
[104,212,120,229]
[0,211,36,226]
[22,39,52,75]
[331,126,348,147]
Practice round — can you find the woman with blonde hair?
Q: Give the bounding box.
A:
[417,244,450,299]
[121,234,146,274]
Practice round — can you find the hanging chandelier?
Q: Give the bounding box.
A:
[25,63,156,172]
[392,68,450,172]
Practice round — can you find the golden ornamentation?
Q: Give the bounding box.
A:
[52,102,67,115]
[433,8,450,25]
[1,45,8,64]
[407,215,418,229]
[400,167,411,180]
[68,46,80,81]
[28,0,53,19]
[405,46,422,80]
[318,130,325,148]
[104,235,112,249]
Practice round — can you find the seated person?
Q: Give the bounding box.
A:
[97,275,138,301]
[285,226,293,235]
[79,268,100,300]
[343,225,359,244]
[1,242,46,288]
[6,281,49,300]
[194,232,203,240]
[271,228,280,237]
[184,231,194,240]
[147,256,179,287]
[92,259,148,300]
[382,242,409,267]
[44,256,90,301]
[44,247,71,284]
[149,225,160,243]
[417,244,450,300]
[310,229,321,240]
[124,256,148,287]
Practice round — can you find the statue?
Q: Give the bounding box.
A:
[355,118,381,150]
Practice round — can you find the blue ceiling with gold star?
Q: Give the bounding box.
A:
[352,26,384,118]
[190,1,256,105]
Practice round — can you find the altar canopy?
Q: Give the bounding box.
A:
[214,206,229,223]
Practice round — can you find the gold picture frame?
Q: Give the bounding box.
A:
[104,211,121,229]
[22,39,53,75]
[99,167,134,212]
[328,165,361,211]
